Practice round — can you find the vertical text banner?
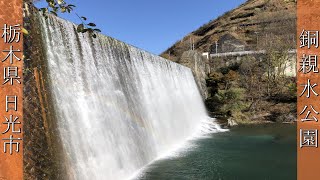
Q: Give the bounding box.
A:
[298,0,320,179]
[0,0,23,180]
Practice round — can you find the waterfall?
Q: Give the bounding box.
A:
[37,14,222,180]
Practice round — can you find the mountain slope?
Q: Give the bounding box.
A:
[161,0,296,61]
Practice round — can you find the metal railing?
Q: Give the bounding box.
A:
[206,49,297,58]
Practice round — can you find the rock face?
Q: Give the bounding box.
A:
[24,3,66,180]
[178,50,209,99]
[227,118,239,127]
[213,34,246,53]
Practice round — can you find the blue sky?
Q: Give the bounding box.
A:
[35,0,246,55]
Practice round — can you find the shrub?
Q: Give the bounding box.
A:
[215,87,248,113]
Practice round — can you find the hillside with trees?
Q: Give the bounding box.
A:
[161,0,297,126]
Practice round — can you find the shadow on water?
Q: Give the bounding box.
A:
[138,124,296,180]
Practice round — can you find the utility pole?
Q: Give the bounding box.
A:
[190,38,195,51]
[265,33,268,47]
[192,38,195,51]
[292,34,296,45]
[215,41,219,54]
[254,31,259,48]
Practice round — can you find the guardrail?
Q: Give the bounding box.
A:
[204,49,297,58]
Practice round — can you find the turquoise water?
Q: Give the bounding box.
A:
[138,124,296,180]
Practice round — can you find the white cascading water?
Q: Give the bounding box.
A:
[38,14,223,180]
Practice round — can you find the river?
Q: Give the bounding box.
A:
[138,124,296,180]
